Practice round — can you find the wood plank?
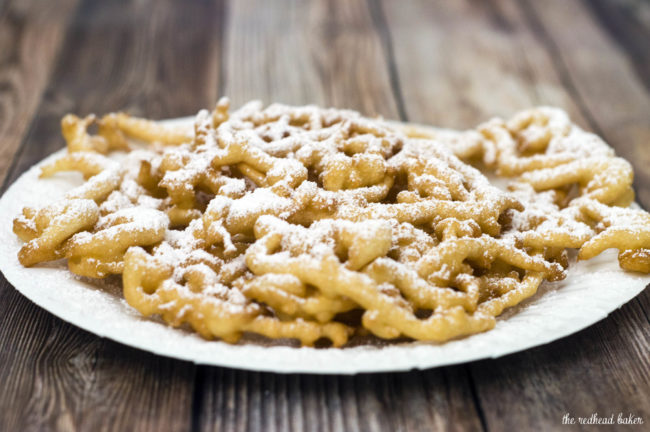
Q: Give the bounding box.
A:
[221,0,398,117]
[0,0,226,430]
[199,367,482,432]
[381,0,650,430]
[585,0,650,93]
[0,0,78,185]
[198,1,482,431]
[380,0,589,128]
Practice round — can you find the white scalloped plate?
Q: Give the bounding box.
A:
[0,117,647,374]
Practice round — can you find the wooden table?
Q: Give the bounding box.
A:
[1,0,648,430]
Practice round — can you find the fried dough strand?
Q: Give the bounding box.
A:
[402,106,650,272]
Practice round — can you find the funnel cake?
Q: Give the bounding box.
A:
[12,100,649,346]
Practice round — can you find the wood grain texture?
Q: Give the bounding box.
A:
[0,287,194,432]
[0,1,648,431]
[588,0,650,93]
[380,0,589,127]
[199,367,482,432]
[0,0,78,185]
[222,0,399,118]
[0,0,226,430]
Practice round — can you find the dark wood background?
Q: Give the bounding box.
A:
[1,0,648,430]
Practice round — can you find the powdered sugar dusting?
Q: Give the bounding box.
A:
[4,101,650,359]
